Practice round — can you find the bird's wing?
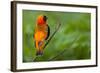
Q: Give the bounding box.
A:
[45,25,50,40]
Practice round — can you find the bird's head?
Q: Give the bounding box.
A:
[37,15,47,25]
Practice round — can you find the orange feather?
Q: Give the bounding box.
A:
[34,15,49,55]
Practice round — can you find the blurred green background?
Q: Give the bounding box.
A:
[22,10,91,62]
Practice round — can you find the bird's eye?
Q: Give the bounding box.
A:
[43,16,47,21]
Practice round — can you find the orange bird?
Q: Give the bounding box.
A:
[34,15,50,56]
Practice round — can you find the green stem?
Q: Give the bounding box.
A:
[43,23,61,50]
[48,37,79,61]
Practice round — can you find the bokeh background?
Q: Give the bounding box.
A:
[23,10,91,62]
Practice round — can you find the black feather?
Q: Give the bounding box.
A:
[45,25,50,40]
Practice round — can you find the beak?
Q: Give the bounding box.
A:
[43,15,48,21]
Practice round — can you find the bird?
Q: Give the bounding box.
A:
[34,15,50,56]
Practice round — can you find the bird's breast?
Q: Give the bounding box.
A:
[34,24,48,41]
[34,31,44,41]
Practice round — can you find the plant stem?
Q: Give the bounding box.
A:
[33,22,61,61]
[48,37,79,61]
[43,23,61,50]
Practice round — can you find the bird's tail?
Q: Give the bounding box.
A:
[35,41,44,56]
[36,49,43,56]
